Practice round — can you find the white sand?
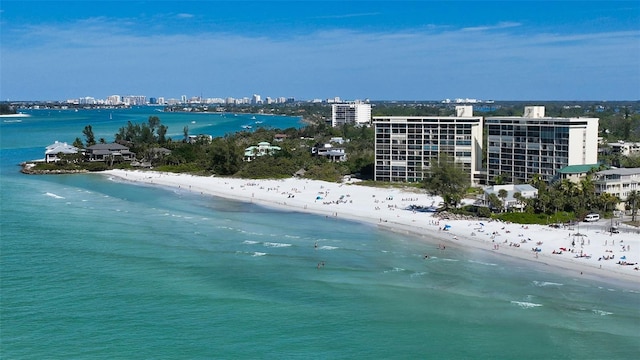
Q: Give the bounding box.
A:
[103,169,640,287]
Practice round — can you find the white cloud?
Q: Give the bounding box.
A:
[461,21,522,32]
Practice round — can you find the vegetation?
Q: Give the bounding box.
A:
[24,100,640,226]
[422,154,469,209]
[0,103,17,115]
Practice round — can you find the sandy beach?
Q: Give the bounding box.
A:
[103,169,640,287]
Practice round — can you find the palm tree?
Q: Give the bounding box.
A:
[513,192,523,212]
[498,189,508,212]
[626,190,640,222]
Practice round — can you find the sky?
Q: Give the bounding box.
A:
[1,1,639,101]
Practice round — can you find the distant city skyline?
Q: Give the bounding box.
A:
[1,1,639,101]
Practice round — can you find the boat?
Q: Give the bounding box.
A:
[241,125,252,129]
[251,116,256,120]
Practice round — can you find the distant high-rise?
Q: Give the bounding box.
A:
[106,95,121,105]
[331,102,372,127]
[486,106,599,184]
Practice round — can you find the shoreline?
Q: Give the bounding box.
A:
[100,169,640,289]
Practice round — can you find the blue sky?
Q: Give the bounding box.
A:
[1,1,639,101]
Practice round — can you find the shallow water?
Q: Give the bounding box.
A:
[2,108,639,358]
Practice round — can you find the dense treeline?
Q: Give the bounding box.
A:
[77,115,375,182]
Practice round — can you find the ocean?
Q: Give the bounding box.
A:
[1,107,638,359]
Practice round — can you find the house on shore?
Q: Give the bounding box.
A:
[244,142,281,162]
[85,143,135,162]
[311,143,347,162]
[45,141,81,163]
[483,184,538,211]
[555,164,604,183]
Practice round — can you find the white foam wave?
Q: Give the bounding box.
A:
[468,260,497,266]
[532,281,564,287]
[410,272,427,278]
[592,309,613,316]
[441,258,459,262]
[252,252,267,257]
[45,192,64,199]
[263,242,292,248]
[510,301,543,309]
[319,246,339,250]
[383,267,406,273]
[243,240,260,245]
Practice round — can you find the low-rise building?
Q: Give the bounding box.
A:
[187,134,213,144]
[594,168,640,206]
[45,141,80,163]
[555,164,603,183]
[608,141,640,157]
[484,184,538,211]
[244,142,281,161]
[85,143,135,162]
[311,143,347,162]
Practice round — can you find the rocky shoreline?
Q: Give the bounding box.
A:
[20,162,89,175]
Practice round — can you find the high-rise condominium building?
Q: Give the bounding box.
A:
[486,106,599,184]
[373,106,484,185]
[331,102,372,127]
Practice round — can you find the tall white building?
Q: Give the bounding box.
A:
[486,106,599,184]
[331,102,372,127]
[373,106,484,185]
[106,95,122,105]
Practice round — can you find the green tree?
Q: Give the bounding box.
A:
[626,190,640,222]
[83,125,96,146]
[487,193,502,212]
[157,124,168,144]
[498,189,508,212]
[72,137,84,149]
[422,154,469,209]
[513,192,523,212]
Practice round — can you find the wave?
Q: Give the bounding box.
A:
[252,252,267,257]
[532,281,564,287]
[510,301,543,309]
[243,240,260,245]
[468,260,497,266]
[383,267,406,273]
[263,242,292,248]
[45,192,64,199]
[319,246,339,250]
[592,309,613,316]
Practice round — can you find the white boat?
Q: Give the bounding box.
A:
[241,125,252,129]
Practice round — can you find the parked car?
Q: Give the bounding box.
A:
[584,213,600,222]
[608,227,620,234]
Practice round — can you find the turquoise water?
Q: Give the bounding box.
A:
[1,108,639,358]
